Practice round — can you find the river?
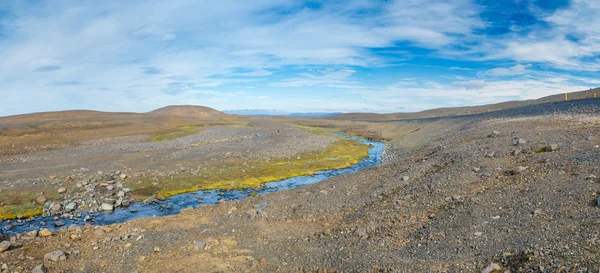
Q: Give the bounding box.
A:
[0,133,383,235]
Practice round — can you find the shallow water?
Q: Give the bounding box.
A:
[1,133,383,234]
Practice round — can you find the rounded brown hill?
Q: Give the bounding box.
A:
[149,105,225,118]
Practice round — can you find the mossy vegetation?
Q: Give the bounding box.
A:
[0,186,59,220]
[150,125,201,142]
[131,127,370,198]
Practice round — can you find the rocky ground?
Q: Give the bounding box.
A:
[0,122,337,221]
[1,101,600,272]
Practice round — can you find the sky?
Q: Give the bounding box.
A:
[0,0,599,116]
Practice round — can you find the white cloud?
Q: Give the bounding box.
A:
[452,79,487,89]
[480,64,532,76]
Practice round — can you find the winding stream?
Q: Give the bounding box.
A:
[1,133,383,235]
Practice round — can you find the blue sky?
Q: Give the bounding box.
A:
[0,0,599,116]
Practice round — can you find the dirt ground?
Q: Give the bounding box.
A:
[1,102,600,272]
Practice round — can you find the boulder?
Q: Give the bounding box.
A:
[39,228,52,237]
[101,203,114,211]
[0,241,10,252]
[32,264,48,273]
[65,202,77,212]
[44,250,66,262]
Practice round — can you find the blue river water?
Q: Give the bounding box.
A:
[0,133,383,235]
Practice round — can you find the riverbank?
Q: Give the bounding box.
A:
[0,123,370,220]
[0,133,381,234]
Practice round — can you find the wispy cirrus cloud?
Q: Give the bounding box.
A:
[0,0,598,116]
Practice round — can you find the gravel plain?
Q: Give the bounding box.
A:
[1,99,600,272]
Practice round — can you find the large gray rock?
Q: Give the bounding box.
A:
[65,202,77,212]
[0,241,10,252]
[32,264,48,273]
[44,250,66,262]
[101,203,114,211]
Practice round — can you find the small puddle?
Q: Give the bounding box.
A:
[1,133,384,234]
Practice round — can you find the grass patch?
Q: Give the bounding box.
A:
[0,188,58,220]
[130,128,370,198]
[150,125,201,142]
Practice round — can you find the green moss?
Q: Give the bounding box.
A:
[0,188,58,220]
[130,130,370,198]
[151,125,201,142]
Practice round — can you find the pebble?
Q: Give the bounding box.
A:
[57,187,67,194]
[474,232,483,237]
[36,196,47,205]
[101,203,114,211]
[65,202,77,212]
[32,264,48,273]
[481,263,501,273]
[153,246,161,252]
[44,250,66,262]
[513,137,527,146]
[194,241,208,251]
[39,229,52,237]
[401,176,410,181]
[0,241,10,252]
[488,131,500,138]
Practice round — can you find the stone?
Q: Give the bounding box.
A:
[488,131,500,138]
[67,224,82,233]
[106,185,114,191]
[122,188,132,193]
[474,232,483,237]
[44,250,66,262]
[65,202,77,212]
[36,196,47,205]
[0,241,10,252]
[32,263,48,273]
[401,176,410,181]
[245,209,257,220]
[481,263,501,273]
[57,187,67,194]
[130,208,138,213]
[121,199,130,207]
[485,151,496,158]
[194,241,209,251]
[513,137,527,146]
[115,197,123,207]
[586,174,597,180]
[1,264,8,270]
[54,221,65,227]
[27,230,38,238]
[51,203,62,212]
[117,191,125,197]
[153,246,161,252]
[120,173,128,180]
[39,229,52,237]
[101,203,114,211]
[541,144,559,152]
[254,202,267,211]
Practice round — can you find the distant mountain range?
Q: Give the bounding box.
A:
[223,109,342,117]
